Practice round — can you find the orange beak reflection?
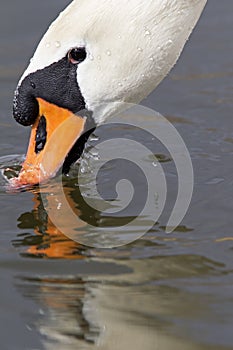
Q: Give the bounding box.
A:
[12,98,86,187]
[26,191,85,259]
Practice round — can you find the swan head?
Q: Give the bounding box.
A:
[12,0,207,186]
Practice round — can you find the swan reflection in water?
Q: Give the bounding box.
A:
[12,184,223,350]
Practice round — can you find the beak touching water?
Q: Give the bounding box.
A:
[10,0,208,189]
[11,98,86,188]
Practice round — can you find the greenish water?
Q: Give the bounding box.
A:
[0,1,233,349]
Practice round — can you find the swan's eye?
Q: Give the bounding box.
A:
[68,48,87,64]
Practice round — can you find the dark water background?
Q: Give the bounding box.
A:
[0,1,233,349]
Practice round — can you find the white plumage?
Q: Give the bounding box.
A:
[20,0,207,123]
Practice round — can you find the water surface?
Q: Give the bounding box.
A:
[0,1,233,349]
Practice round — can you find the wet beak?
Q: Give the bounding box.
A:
[11,98,86,187]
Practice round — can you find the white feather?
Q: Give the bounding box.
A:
[19,0,207,123]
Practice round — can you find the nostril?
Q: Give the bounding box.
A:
[35,116,47,153]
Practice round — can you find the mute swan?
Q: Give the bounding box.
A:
[12,0,207,186]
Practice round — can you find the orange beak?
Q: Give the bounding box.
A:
[11,98,86,187]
